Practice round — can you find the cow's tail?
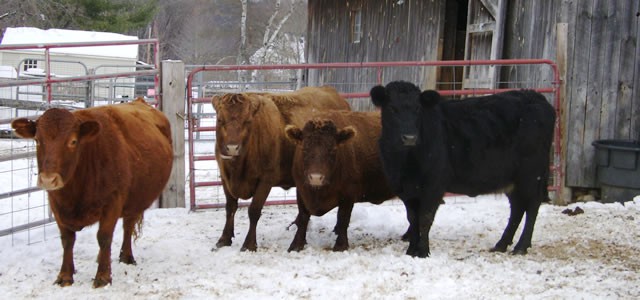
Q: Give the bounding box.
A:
[133,214,144,241]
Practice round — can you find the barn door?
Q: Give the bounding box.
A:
[462,0,507,89]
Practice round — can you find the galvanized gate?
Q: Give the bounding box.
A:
[186,59,563,210]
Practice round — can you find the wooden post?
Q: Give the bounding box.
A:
[555,23,571,205]
[160,60,186,208]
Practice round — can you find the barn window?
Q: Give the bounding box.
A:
[351,9,363,43]
[23,59,38,71]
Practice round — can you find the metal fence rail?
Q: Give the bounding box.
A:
[186,59,562,210]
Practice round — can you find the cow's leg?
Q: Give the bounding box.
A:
[119,214,140,265]
[54,226,76,287]
[512,164,550,254]
[413,197,441,258]
[402,207,416,242]
[288,192,310,252]
[512,199,541,255]
[93,210,119,288]
[401,197,420,256]
[216,184,238,249]
[333,198,354,252]
[241,182,271,251]
[491,191,526,253]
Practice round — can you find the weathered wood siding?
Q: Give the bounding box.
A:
[307,0,640,189]
[307,0,446,110]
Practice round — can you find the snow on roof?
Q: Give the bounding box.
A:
[1,27,138,59]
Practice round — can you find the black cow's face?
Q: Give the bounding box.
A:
[371,81,423,148]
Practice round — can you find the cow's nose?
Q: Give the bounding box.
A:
[38,172,64,190]
[401,134,417,146]
[307,173,325,186]
[225,144,241,156]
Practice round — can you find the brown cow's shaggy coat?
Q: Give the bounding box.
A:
[212,86,350,251]
[285,111,396,251]
[11,98,173,288]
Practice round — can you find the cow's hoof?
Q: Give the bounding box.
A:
[54,276,73,287]
[332,244,349,252]
[119,255,137,265]
[511,248,528,255]
[240,244,257,252]
[490,244,508,253]
[92,277,112,288]
[288,245,304,252]
[406,245,430,258]
[215,239,232,248]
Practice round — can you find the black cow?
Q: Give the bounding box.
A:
[370,81,556,258]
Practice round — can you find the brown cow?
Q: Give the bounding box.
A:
[212,86,350,251]
[11,98,173,288]
[284,111,398,252]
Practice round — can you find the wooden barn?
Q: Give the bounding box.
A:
[306,0,640,202]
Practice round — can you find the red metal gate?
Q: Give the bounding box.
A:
[187,59,562,210]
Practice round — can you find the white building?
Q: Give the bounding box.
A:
[0,27,140,107]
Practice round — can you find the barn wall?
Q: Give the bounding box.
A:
[307,0,446,110]
[465,0,640,189]
[307,0,640,190]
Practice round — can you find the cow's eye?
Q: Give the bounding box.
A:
[69,139,78,147]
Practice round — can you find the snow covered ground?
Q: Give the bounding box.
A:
[0,194,638,299]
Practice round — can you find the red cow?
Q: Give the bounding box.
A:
[11,98,173,288]
[212,86,350,251]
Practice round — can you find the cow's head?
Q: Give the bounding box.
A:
[212,93,262,160]
[11,108,100,190]
[371,81,440,147]
[285,119,355,188]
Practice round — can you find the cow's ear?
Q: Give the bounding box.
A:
[420,90,441,107]
[250,97,263,115]
[78,120,100,142]
[370,85,387,107]
[336,126,356,145]
[284,125,303,144]
[11,118,37,138]
[211,95,220,110]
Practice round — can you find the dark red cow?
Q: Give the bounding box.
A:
[285,111,397,252]
[11,98,173,288]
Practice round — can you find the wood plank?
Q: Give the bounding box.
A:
[556,22,569,204]
[633,7,640,140]
[565,0,593,187]
[615,0,640,140]
[598,1,620,140]
[160,60,186,208]
[582,0,609,187]
[467,21,496,33]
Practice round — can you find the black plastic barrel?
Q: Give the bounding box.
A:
[592,139,640,202]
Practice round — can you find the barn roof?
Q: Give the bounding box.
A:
[0,27,138,59]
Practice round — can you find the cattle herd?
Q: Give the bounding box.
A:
[11,81,556,288]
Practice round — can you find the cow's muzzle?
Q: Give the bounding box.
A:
[220,144,241,160]
[307,173,326,187]
[38,172,64,190]
[401,134,417,146]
